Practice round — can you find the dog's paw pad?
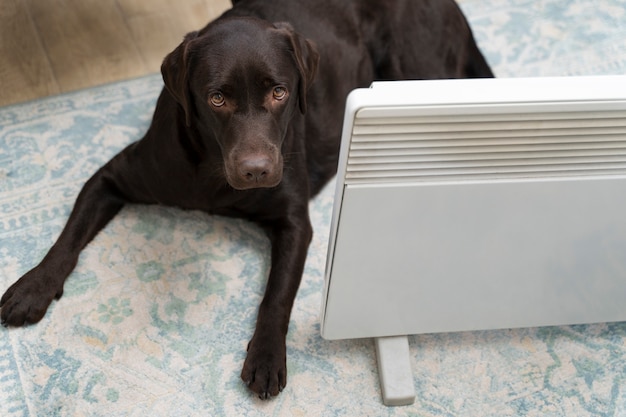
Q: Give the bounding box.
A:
[241,341,287,399]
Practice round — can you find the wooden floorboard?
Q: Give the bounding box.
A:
[0,0,230,108]
[117,0,224,71]
[26,0,148,94]
[0,0,60,106]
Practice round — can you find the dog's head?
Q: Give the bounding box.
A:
[161,17,319,190]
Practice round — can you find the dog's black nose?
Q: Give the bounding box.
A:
[240,156,273,183]
[227,154,282,190]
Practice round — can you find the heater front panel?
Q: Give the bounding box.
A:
[321,177,626,340]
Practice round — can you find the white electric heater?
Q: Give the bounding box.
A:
[320,76,626,406]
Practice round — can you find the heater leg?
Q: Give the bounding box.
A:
[375,335,416,406]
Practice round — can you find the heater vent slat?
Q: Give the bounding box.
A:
[353,110,626,125]
[345,109,626,184]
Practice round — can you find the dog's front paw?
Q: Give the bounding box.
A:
[0,268,63,327]
[241,335,287,399]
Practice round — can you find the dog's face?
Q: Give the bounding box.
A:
[161,18,319,190]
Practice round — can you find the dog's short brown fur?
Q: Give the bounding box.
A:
[1,0,493,399]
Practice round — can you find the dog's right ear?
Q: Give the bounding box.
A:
[273,22,319,114]
[161,31,199,127]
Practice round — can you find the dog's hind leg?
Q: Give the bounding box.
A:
[463,32,495,78]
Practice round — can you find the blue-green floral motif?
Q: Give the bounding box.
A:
[136,260,164,282]
[97,298,133,325]
[106,388,119,403]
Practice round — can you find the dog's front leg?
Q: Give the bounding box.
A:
[241,208,313,399]
[0,162,127,327]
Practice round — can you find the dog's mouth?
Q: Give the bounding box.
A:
[225,154,283,190]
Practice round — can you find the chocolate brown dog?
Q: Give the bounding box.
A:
[1,0,493,399]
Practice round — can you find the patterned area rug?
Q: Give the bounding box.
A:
[1,1,625,416]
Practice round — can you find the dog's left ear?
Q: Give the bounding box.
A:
[273,22,319,114]
[161,31,199,127]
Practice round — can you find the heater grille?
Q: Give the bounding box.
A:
[345,108,626,184]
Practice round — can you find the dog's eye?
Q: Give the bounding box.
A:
[273,86,287,100]
[209,92,225,107]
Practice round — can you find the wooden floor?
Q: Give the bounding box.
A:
[0,0,231,108]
